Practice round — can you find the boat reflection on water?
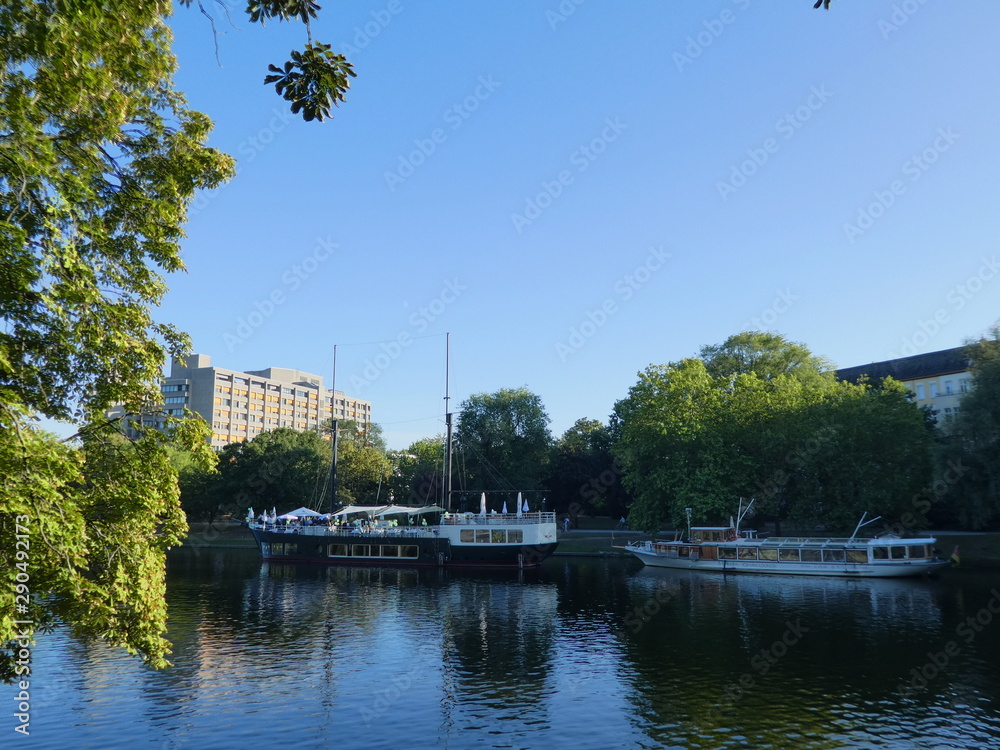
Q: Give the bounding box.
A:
[631,564,948,631]
[246,560,564,730]
[619,565,984,747]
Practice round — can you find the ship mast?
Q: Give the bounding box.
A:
[330,344,339,515]
[443,332,453,512]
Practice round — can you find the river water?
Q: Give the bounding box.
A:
[15,548,1000,749]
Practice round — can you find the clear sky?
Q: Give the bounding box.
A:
[153,1,1000,450]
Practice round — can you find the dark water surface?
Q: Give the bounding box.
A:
[17,548,1000,749]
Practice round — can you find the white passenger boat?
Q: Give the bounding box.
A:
[624,503,950,578]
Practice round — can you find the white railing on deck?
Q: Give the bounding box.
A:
[439,512,557,526]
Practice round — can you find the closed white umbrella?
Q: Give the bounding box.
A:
[501,501,508,514]
[479,492,487,516]
[516,492,523,517]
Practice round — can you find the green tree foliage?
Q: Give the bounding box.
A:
[1,1,234,678]
[454,388,553,492]
[182,0,356,122]
[337,441,392,506]
[390,436,446,506]
[0,410,215,680]
[203,428,331,516]
[790,379,933,531]
[936,326,1000,529]
[545,418,629,517]
[611,334,932,535]
[700,331,834,390]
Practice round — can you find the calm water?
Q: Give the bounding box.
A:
[14,548,1000,749]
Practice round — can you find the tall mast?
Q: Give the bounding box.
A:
[330,345,339,516]
[443,332,453,511]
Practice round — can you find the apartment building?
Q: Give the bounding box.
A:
[116,354,371,449]
[836,346,972,424]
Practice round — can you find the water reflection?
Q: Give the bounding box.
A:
[19,550,1000,749]
[619,566,999,749]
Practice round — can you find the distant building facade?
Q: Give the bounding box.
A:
[114,354,371,449]
[836,346,972,425]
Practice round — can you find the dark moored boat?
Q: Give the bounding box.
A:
[248,504,558,568]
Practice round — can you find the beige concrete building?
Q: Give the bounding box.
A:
[836,347,972,425]
[118,354,371,449]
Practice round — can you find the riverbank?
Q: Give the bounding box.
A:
[180,520,1000,568]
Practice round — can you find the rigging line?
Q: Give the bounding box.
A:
[332,332,447,348]
[376,415,449,426]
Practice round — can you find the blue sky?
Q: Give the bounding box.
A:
[154,1,1000,450]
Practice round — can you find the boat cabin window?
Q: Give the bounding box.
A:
[779,549,800,562]
[759,548,778,561]
[461,529,522,544]
[800,549,821,563]
[719,547,737,560]
[907,544,929,559]
[823,549,845,563]
[847,549,867,564]
[890,546,906,560]
[738,548,758,560]
[692,529,729,543]
[872,546,889,560]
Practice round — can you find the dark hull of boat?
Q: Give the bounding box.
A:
[249,527,557,568]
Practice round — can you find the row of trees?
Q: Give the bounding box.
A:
[187,328,1000,537]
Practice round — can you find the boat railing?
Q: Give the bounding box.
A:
[248,523,441,538]
[439,512,557,526]
[747,536,874,548]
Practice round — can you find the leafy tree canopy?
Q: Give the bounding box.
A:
[935,324,1000,529]
[454,387,552,492]
[389,436,445,507]
[700,331,835,390]
[611,335,932,535]
[0,0,337,678]
[209,428,330,514]
[545,418,629,517]
[180,0,356,122]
